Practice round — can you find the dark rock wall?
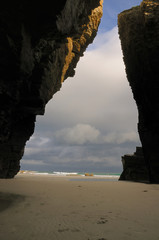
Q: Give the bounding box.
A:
[118,0,159,183]
[0,0,103,178]
[119,147,149,182]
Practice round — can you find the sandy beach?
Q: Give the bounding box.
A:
[0,174,159,240]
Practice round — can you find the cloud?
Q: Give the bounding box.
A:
[55,123,100,145]
[24,148,44,156]
[27,136,51,147]
[21,159,47,166]
[55,123,139,145]
[24,136,51,156]
[102,131,139,144]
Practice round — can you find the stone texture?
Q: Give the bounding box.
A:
[118,0,159,183]
[119,147,149,182]
[0,0,103,178]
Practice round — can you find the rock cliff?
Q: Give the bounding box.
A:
[0,0,103,178]
[118,0,159,183]
[119,147,149,182]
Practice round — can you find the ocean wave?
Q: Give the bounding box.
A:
[52,172,80,176]
[18,170,120,179]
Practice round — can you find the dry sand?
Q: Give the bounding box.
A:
[0,174,159,240]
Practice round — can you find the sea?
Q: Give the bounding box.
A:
[19,170,120,181]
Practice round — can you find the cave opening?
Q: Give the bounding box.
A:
[21,0,141,176]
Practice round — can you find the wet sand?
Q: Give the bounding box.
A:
[0,174,159,240]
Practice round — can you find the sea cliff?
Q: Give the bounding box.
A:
[0,0,103,178]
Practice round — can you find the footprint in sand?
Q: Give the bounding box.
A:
[71,228,80,232]
[88,239,107,240]
[98,238,107,240]
[97,217,108,224]
[58,228,69,232]
[58,228,80,233]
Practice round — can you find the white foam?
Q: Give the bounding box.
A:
[34,172,49,175]
[94,174,119,178]
[52,172,79,176]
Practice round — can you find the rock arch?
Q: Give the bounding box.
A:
[0,0,159,183]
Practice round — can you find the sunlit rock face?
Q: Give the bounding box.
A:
[118,0,159,183]
[0,0,103,178]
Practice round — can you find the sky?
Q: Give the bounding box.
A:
[21,0,142,173]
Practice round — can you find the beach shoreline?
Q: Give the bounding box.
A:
[17,170,120,178]
[0,174,159,240]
